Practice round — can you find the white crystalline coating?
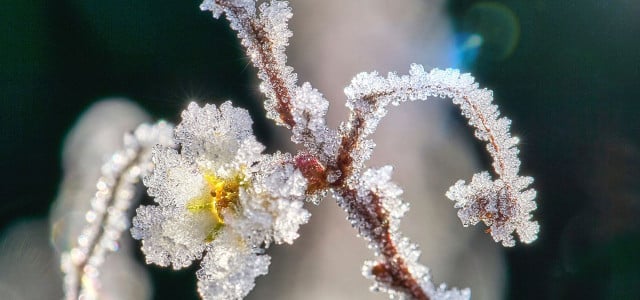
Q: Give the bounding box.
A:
[358,166,407,222]
[196,232,270,300]
[352,167,469,300]
[200,1,336,161]
[144,147,206,208]
[200,0,255,19]
[131,102,310,299]
[290,83,327,144]
[405,235,471,300]
[62,121,175,300]
[175,101,256,170]
[270,197,309,244]
[362,243,470,300]
[252,153,310,244]
[131,205,212,268]
[397,234,470,300]
[259,1,292,54]
[226,152,310,247]
[291,82,339,159]
[254,1,297,124]
[201,0,296,126]
[446,172,538,247]
[343,64,538,246]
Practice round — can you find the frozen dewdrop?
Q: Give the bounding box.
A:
[77,234,89,248]
[95,179,110,191]
[85,211,97,223]
[70,248,87,265]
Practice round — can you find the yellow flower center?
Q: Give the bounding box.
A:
[187,171,244,241]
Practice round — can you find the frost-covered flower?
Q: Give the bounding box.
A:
[131,102,310,299]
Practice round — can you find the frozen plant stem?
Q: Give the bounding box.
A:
[61,122,174,299]
[208,0,296,128]
[61,147,141,300]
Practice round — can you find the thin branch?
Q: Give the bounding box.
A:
[339,189,430,300]
[61,122,174,299]
[213,0,296,128]
[342,65,538,247]
[61,146,143,299]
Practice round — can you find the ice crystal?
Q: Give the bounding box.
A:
[131,102,310,299]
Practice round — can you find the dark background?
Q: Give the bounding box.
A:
[2,0,639,299]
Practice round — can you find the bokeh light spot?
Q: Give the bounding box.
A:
[461,2,520,62]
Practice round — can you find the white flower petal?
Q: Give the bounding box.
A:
[271,198,310,244]
[232,138,265,171]
[176,102,254,167]
[196,233,270,300]
[131,205,210,269]
[248,154,310,244]
[144,147,205,207]
[133,100,313,299]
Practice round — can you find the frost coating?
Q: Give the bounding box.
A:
[291,83,339,160]
[61,121,175,300]
[343,167,470,299]
[196,232,270,300]
[201,0,297,126]
[131,102,310,299]
[200,0,338,162]
[343,65,538,247]
[446,172,538,247]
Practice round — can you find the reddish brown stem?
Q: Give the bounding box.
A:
[334,115,363,186]
[215,0,295,128]
[292,122,429,299]
[340,189,430,300]
[294,153,328,194]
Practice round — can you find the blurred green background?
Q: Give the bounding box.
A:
[1,0,639,299]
